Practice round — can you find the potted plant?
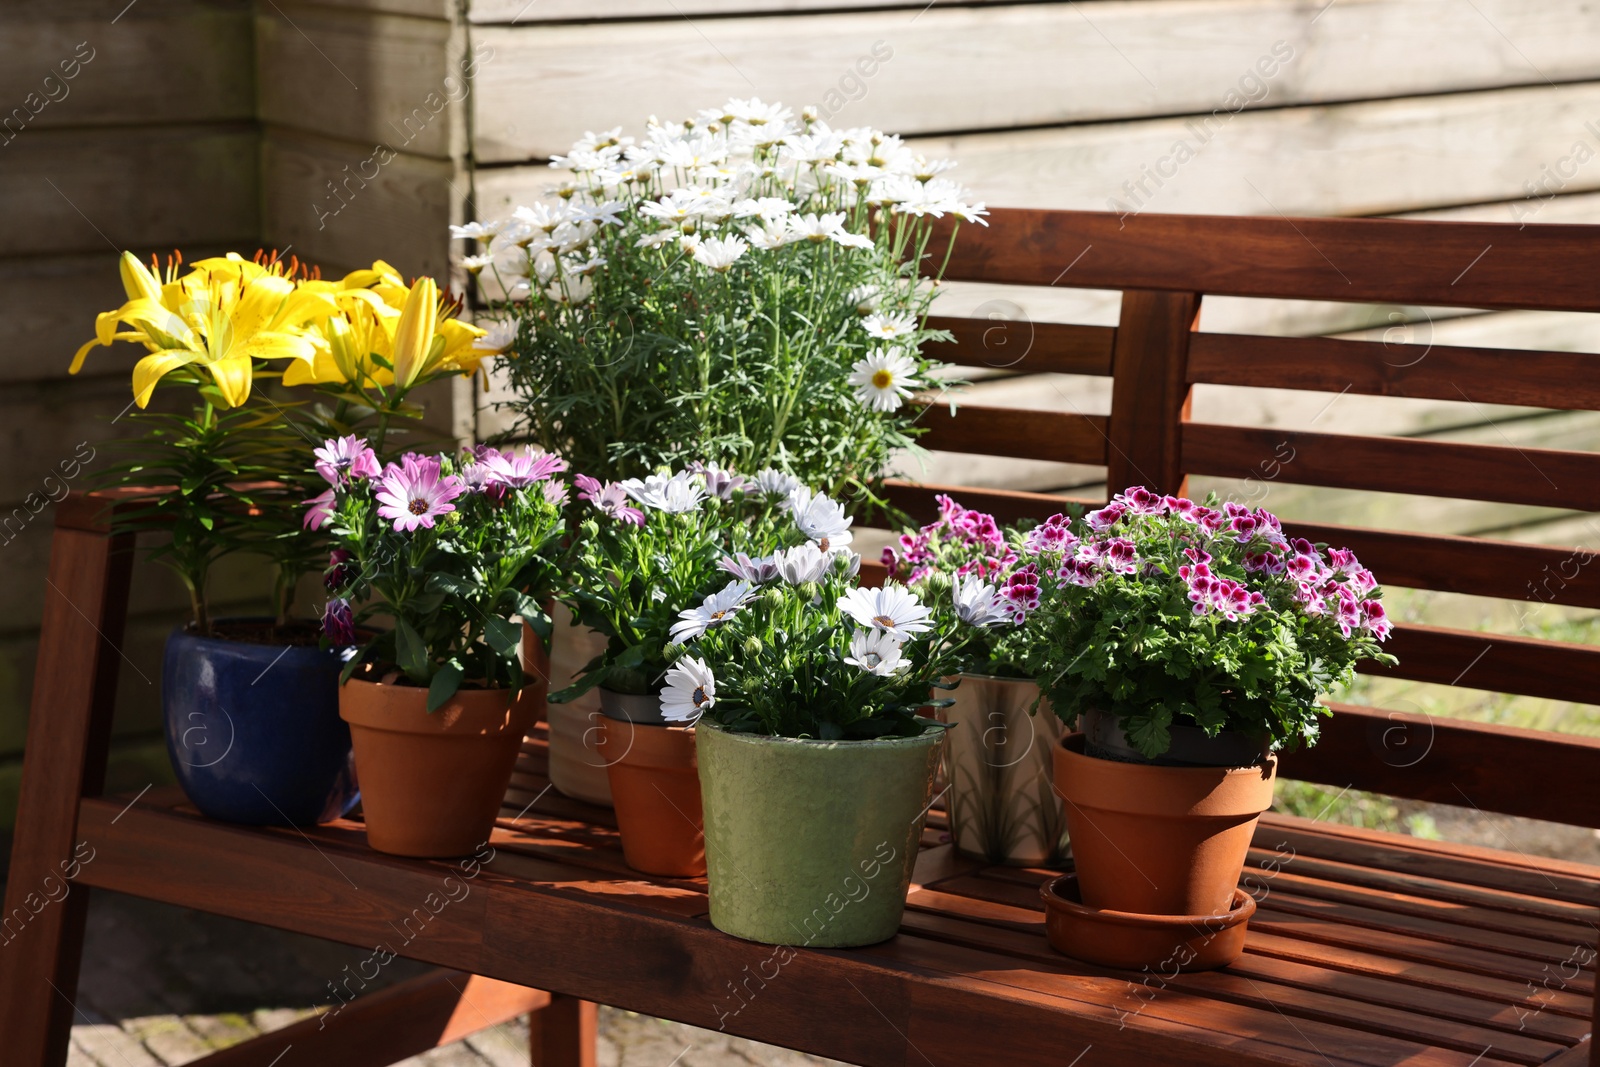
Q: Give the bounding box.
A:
[316,443,566,857]
[559,465,793,875]
[884,494,1069,868]
[1017,488,1395,926]
[668,532,1007,947]
[72,251,498,827]
[454,97,988,504]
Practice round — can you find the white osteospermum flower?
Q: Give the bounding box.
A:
[861,312,918,341]
[952,574,1011,627]
[621,470,706,513]
[837,583,933,642]
[662,656,717,723]
[472,320,517,353]
[788,487,854,551]
[450,220,503,242]
[844,628,907,677]
[755,468,799,498]
[774,542,836,585]
[847,349,920,412]
[692,235,749,272]
[670,580,755,644]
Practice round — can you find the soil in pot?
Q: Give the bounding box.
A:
[697,721,944,948]
[1053,733,1276,916]
[164,619,359,826]
[595,689,704,876]
[340,675,535,857]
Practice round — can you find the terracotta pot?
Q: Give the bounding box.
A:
[340,677,535,858]
[698,722,944,947]
[1053,733,1276,915]
[1041,873,1255,971]
[942,674,1068,867]
[596,690,704,877]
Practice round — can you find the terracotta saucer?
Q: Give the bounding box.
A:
[1040,873,1255,971]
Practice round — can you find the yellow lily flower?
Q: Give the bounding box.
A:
[72,252,337,408]
[391,276,440,389]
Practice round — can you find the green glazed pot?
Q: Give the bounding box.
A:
[697,721,945,948]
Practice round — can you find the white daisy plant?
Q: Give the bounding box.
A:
[452,97,988,497]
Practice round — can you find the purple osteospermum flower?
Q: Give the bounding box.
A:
[324,549,355,592]
[322,598,357,646]
[314,436,381,486]
[720,551,781,584]
[575,473,646,526]
[303,488,336,530]
[542,479,569,506]
[375,456,466,532]
[484,450,567,492]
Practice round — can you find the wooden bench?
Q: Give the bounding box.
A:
[3,207,1599,1066]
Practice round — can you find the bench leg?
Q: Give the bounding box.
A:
[0,525,133,1065]
[528,993,597,1067]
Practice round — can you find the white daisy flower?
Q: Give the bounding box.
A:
[636,229,678,250]
[743,223,794,251]
[459,253,494,274]
[571,126,624,152]
[861,312,917,341]
[662,656,717,723]
[621,470,706,513]
[788,487,854,551]
[677,232,703,255]
[952,574,1010,628]
[846,285,881,316]
[571,199,627,226]
[565,253,607,277]
[786,211,849,244]
[670,580,755,644]
[732,197,795,223]
[472,320,517,354]
[848,349,920,412]
[754,469,799,498]
[837,584,933,642]
[450,220,502,242]
[773,542,836,585]
[692,235,749,272]
[830,230,875,251]
[844,628,907,677]
[512,202,571,234]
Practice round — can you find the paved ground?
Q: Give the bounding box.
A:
[64,891,849,1067]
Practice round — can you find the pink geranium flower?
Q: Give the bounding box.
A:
[375,456,466,532]
[314,435,381,486]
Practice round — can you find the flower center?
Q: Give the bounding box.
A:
[872,614,895,629]
[692,686,708,706]
[817,537,831,552]
[871,369,894,389]
[710,609,728,621]
[408,498,429,515]
[863,652,882,668]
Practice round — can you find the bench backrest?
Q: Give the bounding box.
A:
[900,208,1600,827]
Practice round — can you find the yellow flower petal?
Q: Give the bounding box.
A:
[206,353,254,408]
[131,349,202,407]
[118,252,161,302]
[391,277,438,389]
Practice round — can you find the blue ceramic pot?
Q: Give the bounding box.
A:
[163,621,360,826]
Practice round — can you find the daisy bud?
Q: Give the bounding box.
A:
[743,636,764,656]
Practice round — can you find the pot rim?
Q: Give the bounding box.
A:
[170,617,347,652]
[698,719,945,749]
